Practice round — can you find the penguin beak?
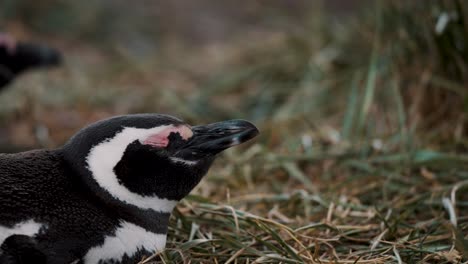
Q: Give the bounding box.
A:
[177,120,259,159]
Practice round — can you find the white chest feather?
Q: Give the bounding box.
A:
[83,221,166,264]
[0,219,45,245]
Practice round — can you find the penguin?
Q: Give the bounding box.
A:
[0,33,62,90]
[0,113,259,264]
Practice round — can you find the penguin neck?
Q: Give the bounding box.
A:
[59,148,177,235]
[115,203,173,235]
[76,168,175,235]
[77,168,176,235]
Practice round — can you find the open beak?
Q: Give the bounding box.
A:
[177,120,259,159]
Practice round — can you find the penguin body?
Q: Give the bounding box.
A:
[0,149,121,263]
[0,114,259,264]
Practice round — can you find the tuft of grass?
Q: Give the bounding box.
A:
[142,145,468,263]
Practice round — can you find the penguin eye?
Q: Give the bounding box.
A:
[142,126,193,149]
[166,132,190,151]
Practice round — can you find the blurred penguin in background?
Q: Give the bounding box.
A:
[0,32,62,90]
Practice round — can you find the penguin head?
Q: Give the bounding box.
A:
[0,42,62,89]
[6,43,62,73]
[63,114,259,211]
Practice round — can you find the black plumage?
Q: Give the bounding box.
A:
[0,149,120,264]
[0,235,47,264]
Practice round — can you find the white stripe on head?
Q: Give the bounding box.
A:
[83,221,166,264]
[86,126,179,212]
[0,220,45,245]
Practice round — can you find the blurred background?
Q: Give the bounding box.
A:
[1,0,467,262]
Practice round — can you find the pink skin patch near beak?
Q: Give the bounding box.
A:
[143,125,193,148]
